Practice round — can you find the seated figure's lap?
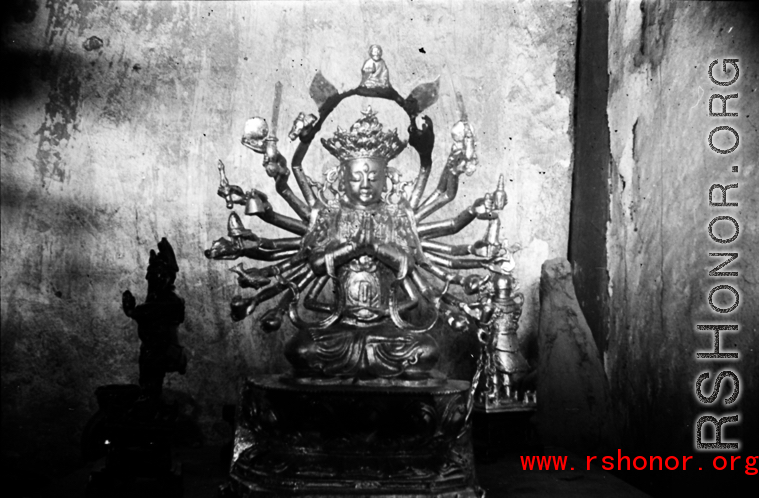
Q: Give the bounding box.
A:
[285,324,439,379]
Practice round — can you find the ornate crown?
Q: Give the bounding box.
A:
[321,107,406,163]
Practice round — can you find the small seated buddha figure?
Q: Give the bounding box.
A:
[360,44,390,89]
[284,110,439,381]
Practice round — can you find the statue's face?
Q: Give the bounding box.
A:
[343,158,385,207]
[370,45,382,61]
[146,265,173,296]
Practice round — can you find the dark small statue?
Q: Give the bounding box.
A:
[122,237,187,401]
[83,238,186,496]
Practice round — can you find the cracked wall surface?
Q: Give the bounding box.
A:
[607,0,758,457]
[0,0,576,466]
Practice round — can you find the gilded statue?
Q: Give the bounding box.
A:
[205,46,533,405]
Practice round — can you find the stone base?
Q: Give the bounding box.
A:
[82,385,184,497]
[472,407,539,463]
[223,375,480,497]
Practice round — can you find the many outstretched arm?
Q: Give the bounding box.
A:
[205,235,303,261]
[290,140,322,210]
[408,116,435,210]
[230,264,314,321]
[268,153,310,221]
[425,252,486,270]
[416,196,495,239]
[415,165,461,221]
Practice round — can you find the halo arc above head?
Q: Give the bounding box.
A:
[299,72,440,146]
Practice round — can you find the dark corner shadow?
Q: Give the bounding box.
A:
[1,0,40,100]
[1,0,90,103]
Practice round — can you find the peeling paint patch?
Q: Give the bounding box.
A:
[633,0,676,69]
[101,57,132,125]
[33,71,82,184]
[553,1,578,98]
[31,0,89,185]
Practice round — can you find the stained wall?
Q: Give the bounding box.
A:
[0,0,576,466]
[606,0,759,466]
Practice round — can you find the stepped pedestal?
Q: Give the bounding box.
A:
[222,375,480,497]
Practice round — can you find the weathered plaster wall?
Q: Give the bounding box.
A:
[607,0,758,461]
[1,0,576,466]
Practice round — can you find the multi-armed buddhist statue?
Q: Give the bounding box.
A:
[207,46,534,497]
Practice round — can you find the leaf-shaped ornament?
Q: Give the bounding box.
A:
[309,71,339,109]
[406,77,440,116]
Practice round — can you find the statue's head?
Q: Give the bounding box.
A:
[147,238,179,295]
[369,44,383,61]
[321,107,406,207]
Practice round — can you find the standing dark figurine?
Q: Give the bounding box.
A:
[122,238,187,402]
[83,238,186,497]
